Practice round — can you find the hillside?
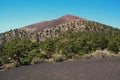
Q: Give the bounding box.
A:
[21,15,82,33]
[0,15,120,70]
[0,15,119,44]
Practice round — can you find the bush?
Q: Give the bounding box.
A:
[39,53,49,59]
[20,57,32,65]
[0,61,3,67]
[108,41,119,53]
[31,57,44,64]
[52,54,65,62]
[0,56,8,64]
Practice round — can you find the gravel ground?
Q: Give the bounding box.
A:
[0,57,120,80]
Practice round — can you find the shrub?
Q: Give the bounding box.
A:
[0,56,8,64]
[39,53,49,59]
[31,57,44,64]
[52,54,65,62]
[20,57,32,65]
[108,41,119,54]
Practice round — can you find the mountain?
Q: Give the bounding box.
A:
[0,14,120,44]
[21,15,85,33]
[0,14,120,69]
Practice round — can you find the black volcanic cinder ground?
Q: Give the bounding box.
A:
[0,57,120,80]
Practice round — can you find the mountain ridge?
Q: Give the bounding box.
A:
[0,14,120,44]
[21,14,86,33]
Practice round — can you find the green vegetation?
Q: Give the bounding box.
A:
[0,20,120,70]
[0,29,120,69]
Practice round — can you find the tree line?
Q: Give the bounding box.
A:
[0,29,120,69]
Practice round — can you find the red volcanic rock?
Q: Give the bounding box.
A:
[61,14,81,21]
[23,15,85,33]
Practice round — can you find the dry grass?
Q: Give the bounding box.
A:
[82,50,120,59]
[3,62,16,70]
[52,54,65,62]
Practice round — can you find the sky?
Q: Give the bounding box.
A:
[0,0,120,33]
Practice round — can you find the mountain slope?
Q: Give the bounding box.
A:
[0,14,120,69]
[0,14,119,44]
[21,15,85,33]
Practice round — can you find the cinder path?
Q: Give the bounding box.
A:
[0,57,120,80]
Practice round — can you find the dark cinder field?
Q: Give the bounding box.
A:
[0,57,120,80]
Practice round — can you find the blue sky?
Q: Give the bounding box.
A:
[0,0,120,33]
